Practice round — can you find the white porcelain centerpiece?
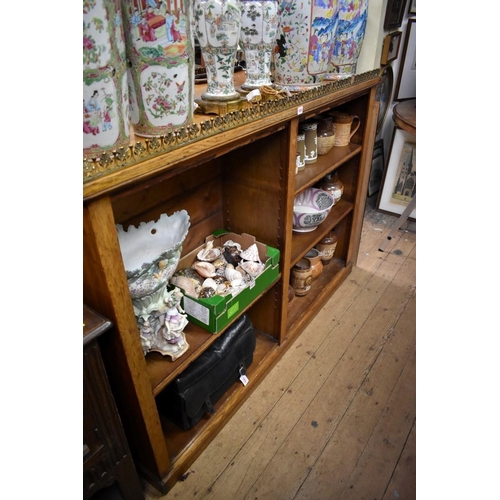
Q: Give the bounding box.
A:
[194,0,242,101]
[116,210,191,359]
[238,0,278,90]
[121,0,195,137]
[272,0,340,90]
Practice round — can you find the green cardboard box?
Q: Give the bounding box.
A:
[172,231,280,334]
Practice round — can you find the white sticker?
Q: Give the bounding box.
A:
[239,374,249,386]
[297,105,303,115]
[183,296,210,325]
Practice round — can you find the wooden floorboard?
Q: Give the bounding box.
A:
[142,196,416,500]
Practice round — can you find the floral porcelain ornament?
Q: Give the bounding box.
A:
[116,210,191,359]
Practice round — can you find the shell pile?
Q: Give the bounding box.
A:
[170,239,267,300]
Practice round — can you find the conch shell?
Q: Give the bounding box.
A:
[193,261,216,278]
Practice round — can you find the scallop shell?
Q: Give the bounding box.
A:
[193,261,216,278]
[240,243,261,263]
[197,243,222,262]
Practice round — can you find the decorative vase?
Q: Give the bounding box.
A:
[316,115,336,155]
[290,258,312,296]
[301,121,318,164]
[317,171,344,203]
[316,230,338,265]
[326,0,368,78]
[194,0,242,101]
[83,0,131,157]
[304,248,323,280]
[238,0,278,90]
[329,111,360,146]
[272,0,340,91]
[121,0,195,137]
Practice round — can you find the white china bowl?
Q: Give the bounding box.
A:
[293,188,335,232]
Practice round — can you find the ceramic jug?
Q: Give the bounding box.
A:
[329,111,360,146]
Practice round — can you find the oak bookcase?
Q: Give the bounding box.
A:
[83,72,380,493]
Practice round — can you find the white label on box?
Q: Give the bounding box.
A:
[183,296,210,325]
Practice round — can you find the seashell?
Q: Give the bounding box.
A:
[193,261,216,278]
[240,243,261,263]
[225,267,242,281]
[169,275,201,299]
[199,287,216,298]
[202,278,218,290]
[231,278,243,288]
[213,258,226,268]
[197,241,222,262]
[240,261,266,277]
[223,240,242,252]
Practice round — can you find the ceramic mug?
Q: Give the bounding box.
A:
[329,111,360,147]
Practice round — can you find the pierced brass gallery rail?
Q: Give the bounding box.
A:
[83,69,379,183]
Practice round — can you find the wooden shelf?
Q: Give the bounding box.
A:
[294,143,362,194]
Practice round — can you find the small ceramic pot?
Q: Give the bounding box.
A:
[316,116,336,155]
[304,248,323,281]
[316,231,338,265]
[290,258,312,296]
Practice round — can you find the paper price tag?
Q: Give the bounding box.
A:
[239,374,249,386]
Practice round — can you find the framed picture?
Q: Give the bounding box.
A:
[381,31,402,65]
[368,139,385,197]
[394,19,416,101]
[383,0,407,30]
[375,65,394,134]
[377,128,416,219]
[409,0,416,15]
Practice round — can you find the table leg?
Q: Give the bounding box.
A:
[378,195,416,252]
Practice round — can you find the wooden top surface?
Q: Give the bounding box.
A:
[83,304,113,346]
[393,99,416,135]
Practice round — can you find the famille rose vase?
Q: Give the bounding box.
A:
[326,0,368,77]
[238,0,278,90]
[121,0,195,137]
[272,0,340,90]
[83,0,131,157]
[194,0,242,101]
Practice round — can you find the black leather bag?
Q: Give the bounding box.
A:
[157,314,255,430]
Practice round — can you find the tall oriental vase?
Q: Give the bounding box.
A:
[83,0,131,157]
[238,0,278,90]
[326,0,368,78]
[272,0,340,91]
[194,0,242,101]
[121,0,195,137]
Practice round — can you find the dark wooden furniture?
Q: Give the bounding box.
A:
[83,72,380,493]
[83,305,144,500]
